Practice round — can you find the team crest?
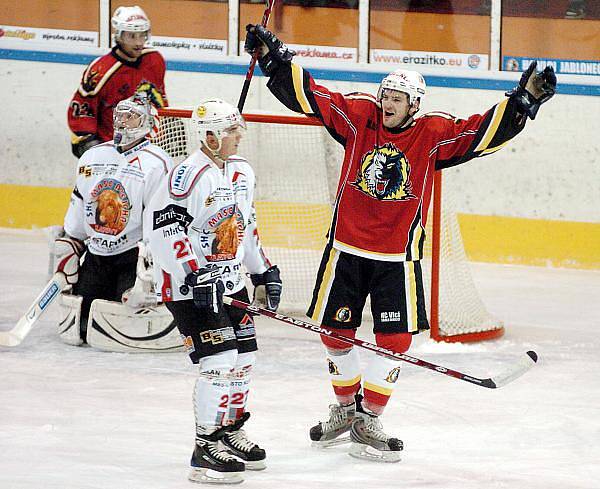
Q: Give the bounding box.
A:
[89,178,130,235]
[327,358,340,375]
[352,143,415,201]
[385,366,402,383]
[335,306,352,323]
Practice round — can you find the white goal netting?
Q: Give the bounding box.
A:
[152,109,503,342]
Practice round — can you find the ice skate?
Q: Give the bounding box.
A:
[349,411,403,463]
[222,428,267,470]
[189,425,245,484]
[309,402,355,448]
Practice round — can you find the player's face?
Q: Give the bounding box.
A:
[219,124,244,159]
[381,90,412,129]
[117,31,148,59]
[114,109,142,131]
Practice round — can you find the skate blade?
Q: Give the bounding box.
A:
[188,467,244,484]
[311,436,352,448]
[348,442,401,463]
[240,459,266,471]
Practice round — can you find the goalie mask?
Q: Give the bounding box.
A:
[377,69,426,110]
[111,6,151,44]
[190,99,246,155]
[113,93,157,148]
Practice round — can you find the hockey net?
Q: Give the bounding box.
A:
[153,108,503,343]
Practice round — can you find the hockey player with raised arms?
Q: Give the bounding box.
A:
[55,93,176,350]
[67,5,167,158]
[244,25,556,462]
[147,98,282,484]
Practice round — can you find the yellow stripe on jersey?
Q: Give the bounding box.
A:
[475,99,509,153]
[363,381,393,397]
[311,246,339,323]
[409,216,424,261]
[406,262,418,333]
[480,140,510,155]
[291,63,313,114]
[78,61,122,97]
[331,375,362,387]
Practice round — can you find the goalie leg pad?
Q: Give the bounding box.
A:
[86,299,183,353]
[57,293,84,346]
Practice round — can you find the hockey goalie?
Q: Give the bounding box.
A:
[53,93,182,352]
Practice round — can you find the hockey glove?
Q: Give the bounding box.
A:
[136,81,166,109]
[184,265,225,314]
[250,265,282,312]
[245,24,296,77]
[506,61,556,120]
[53,237,85,285]
[71,133,102,158]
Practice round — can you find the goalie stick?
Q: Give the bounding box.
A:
[0,273,66,347]
[237,0,277,111]
[224,297,538,389]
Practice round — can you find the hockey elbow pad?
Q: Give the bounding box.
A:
[71,133,102,158]
[506,61,556,120]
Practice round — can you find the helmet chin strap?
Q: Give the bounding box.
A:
[202,139,226,166]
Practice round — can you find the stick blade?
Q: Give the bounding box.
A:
[0,330,24,347]
[486,350,539,388]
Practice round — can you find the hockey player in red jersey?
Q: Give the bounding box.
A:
[67,6,168,158]
[245,25,556,462]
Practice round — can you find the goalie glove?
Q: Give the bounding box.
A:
[506,61,556,120]
[184,264,225,314]
[245,24,296,77]
[53,237,85,285]
[135,81,166,109]
[250,265,282,312]
[121,242,158,309]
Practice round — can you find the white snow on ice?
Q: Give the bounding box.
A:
[1,229,599,489]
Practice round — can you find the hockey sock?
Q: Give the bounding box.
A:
[321,329,361,405]
[228,351,256,422]
[362,333,412,415]
[194,349,237,428]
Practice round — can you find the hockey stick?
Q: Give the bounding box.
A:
[224,297,538,389]
[0,273,66,347]
[237,0,277,111]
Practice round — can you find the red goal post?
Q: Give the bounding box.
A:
[154,108,504,343]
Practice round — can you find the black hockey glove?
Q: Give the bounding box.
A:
[245,24,295,77]
[250,265,282,312]
[506,61,556,120]
[71,133,102,158]
[184,265,225,314]
[136,81,166,109]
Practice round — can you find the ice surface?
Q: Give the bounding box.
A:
[1,229,599,489]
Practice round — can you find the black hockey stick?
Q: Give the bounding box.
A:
[224,297,538,389]
[237,0,277,112]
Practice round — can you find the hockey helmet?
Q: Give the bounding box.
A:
[113,93,157,148]
[190,99,246,153]
[111,6,151,43]
[377,69,426,107]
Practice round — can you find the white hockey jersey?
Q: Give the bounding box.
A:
[64,140,173,256]
[147,149,271,302]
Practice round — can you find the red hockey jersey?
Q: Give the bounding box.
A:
[267,63,526,261]
[67,47,167,142]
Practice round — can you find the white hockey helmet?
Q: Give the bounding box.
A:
[377,69,426,107]
[111,6,151,43]
[113,93,157,147]
[190,99,246,152]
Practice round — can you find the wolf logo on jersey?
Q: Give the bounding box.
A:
[352,143,415,201]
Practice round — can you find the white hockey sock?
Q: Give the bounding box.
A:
[228,351,256,422]
[362,355,402,415]
[194,350,237,428]
[325,346,361,405]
